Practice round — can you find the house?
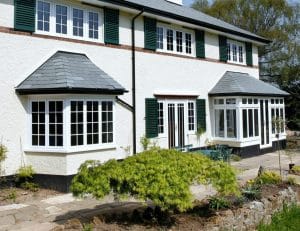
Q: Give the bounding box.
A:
[0,0,288,191]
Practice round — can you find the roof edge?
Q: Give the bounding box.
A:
[97,0,270,44]
[208,92,290,97]
[15,87,128,95]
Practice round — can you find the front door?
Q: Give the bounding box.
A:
[168,103,185,149]
[260,99,271,148]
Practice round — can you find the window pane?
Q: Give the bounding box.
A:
[226,109,236,138]
[56,5,67,34]
[88,12,99,39]
[232,44,237,61]
[185,33,192,54]
[87,101,99,145]
[102,101,113,143]
[158,102,164,134]
[31,101,45,146]
[167,29,173,51]
[271,108,275,134]
[280,108,284,133]
[254,109,259,136]
[157,27,164,49]
[37,1,50,32]
[248,109,253,137]
[242,98,247,104]
[227,43,231,61]
[73,9,84,37]
[243,109,248,138]
[215,109,224,137]
[188,102,195,131]
[176,31,183,53]
[70,101,84,146]
[238,46,243,63]
[49,101,64,146]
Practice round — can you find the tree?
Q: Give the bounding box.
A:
[192,0,300,129]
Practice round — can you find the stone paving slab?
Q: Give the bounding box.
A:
[0,204,28,212]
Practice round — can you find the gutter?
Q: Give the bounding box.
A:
[131,9,144,155]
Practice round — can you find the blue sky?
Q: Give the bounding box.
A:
[183,0,194,6]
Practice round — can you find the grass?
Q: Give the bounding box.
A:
[258,204,300,231]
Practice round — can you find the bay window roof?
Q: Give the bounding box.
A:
[209,71,289,97]
[16,51,127,95]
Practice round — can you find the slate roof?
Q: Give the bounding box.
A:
[209,71,289,97]
[103,0,269,44]
[16,51,127,95]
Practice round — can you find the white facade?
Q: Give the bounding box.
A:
[0,0,285,178]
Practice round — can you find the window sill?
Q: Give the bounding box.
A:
[24,144,117,154]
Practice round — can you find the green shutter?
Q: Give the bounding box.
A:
[104,8,119,45]
[144,17,157,51]
[246,42,253,66]
[196,99,206,132]
[219,35,227,62]
[195,30,205,58]
[14,0,35,32]
[145,98,158,138]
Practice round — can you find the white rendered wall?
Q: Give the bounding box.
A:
[0,0,14,28]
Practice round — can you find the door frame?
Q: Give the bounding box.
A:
[260,99,272,149]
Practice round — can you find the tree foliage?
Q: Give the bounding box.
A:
[71,149,239,212]
[192,0,300,129]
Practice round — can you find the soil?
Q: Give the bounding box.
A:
[55,184,300,231]
[0,187,61,206]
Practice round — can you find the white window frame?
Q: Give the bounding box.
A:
[26,95,116,153]
[35,0,104,43]
[156,23,195,56]
[270,98,285,137]
[227,39,246,65]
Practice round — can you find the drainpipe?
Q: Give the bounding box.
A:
[131,9,144,154]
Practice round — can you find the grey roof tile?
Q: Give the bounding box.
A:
[209,71,289,96]
[16,51,127,95]
[117,0,268,43]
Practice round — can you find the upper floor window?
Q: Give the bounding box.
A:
[73,9,84,37]
[56,5,68,34]
[36,1,103,41]
[156,25,193,55]
[37,1,50,32]
[227,40,245,64]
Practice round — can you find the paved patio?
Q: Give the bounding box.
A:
[0,151,300,231]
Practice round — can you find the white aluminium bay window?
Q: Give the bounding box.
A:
[36,0,103,41]
[29,97,115,152]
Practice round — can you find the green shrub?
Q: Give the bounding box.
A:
[258,204,300,231]
[71,149,239,212]
[242,185,261,200]
[209,196,230,210]
[255,171,281,185]
[292,165,300,173]
[0,144,7,163]
[20,182,39,192]
[286,177,297,185]
[6,189,16,202]
[16,165,35,182]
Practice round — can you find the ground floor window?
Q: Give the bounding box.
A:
[271,99,285,135]
[30,97,114,150]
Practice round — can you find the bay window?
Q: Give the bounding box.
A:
[29,98,114,151]
[37,1,50,32]
[271,98,285,135]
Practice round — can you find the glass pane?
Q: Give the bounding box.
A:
[215,109,224,137]
[226,109,236,138]
[243,109,248,138]
[248,109,253,137]
[254,109,259,136]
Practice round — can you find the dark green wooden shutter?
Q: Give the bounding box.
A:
[195,30,205,58]
[196,99,206,132]
[145,98,158,138]
[144,17,157,51]
[14,0,35,32]
[104,8,119,45]
[219,35,227,62]
[245,42,253,66]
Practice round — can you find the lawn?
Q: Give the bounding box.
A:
[258,204,300,231]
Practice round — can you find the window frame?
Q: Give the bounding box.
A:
[26,95,116,153]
